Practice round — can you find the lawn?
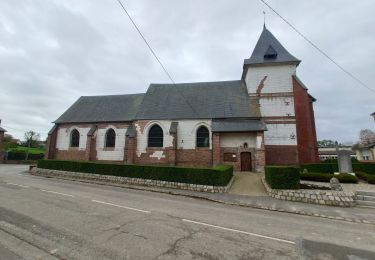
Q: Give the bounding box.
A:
[7,146,45,154]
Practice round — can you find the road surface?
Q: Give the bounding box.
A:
[0,164,374,259]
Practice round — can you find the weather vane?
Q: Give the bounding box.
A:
[263,11,266,28]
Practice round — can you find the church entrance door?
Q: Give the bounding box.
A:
[241,152,252,171]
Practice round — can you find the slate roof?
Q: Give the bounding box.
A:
[0,127,6,132]
[212,119,266,132]
[135,80,260,120]
[244,26,300,66]
[54,94,144,123]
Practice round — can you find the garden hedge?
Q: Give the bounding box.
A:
[37,160,233,186]
[265,166,300,189]
[300,172,358,183]
[6,152,44,161]
[356,171,375,184]
[300,163,375,175]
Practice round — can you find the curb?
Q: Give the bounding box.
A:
[29,171,375,226]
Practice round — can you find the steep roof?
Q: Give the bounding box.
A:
[54,94,144,123]
[135,80,261,120]
[0,127,6,132]
[244,26,300,66]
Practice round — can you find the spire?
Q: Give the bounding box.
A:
[244,26,300,66]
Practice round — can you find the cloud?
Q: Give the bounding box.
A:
[0,0,374,144]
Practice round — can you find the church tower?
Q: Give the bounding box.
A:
[243,26,319,165]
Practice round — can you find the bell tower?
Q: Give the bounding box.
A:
[242,26,319,164]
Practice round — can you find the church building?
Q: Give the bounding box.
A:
[45,26,319,172]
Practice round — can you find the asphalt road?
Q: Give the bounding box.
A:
[0,164,374,260]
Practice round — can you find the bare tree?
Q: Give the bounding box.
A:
[359,129,375,145]
[24,130,40,160]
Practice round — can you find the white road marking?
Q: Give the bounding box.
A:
[92,200,150,214]
[182,219,295,245]
[40,189,74,197]
[6,182,29,188]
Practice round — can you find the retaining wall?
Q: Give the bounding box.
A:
[32,168,233,193]
[261,177,356,207]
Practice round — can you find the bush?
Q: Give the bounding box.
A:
[300,172,331,182]
[336,173,358,183]
[322,158,359,164]
[300,172,357,183]
[353,163,375,175]
[367,175,375,184]
[265,166,300,189]
[37,160,233,186]
[6,152,44,161]
[300,163,338,174]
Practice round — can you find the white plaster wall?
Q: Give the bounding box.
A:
[135,120,174,157]
[245,64,296,94]
[96,126,127,161]
[259,96,295,117]
[135,120,212,156]
[56,126,90,150]
[220,133,256,148]
[264,123,297,146]
[177,120,212,149]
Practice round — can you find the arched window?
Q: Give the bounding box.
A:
[70,129,80,147]
[148,124,163,147]
[105,128,116,148]
[196,126,209,147]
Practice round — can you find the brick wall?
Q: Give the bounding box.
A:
[176,149,212,167]
[265,145,298,165]
[55,149,86,161]
[293,77,319,164]
[45,126,58,159]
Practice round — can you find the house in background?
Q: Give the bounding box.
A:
[352,113,375,161]
[318,146,356,161]
[45,26,319,171]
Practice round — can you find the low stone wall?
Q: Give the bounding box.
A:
[32,168,233,193]
[261,177,356,207]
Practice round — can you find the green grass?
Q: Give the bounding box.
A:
[7,146,45,154]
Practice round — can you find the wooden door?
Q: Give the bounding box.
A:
[241,152,252,171]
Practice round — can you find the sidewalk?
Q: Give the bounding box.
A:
[31,171,375,226]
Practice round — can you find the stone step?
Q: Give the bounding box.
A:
[356,200,375,207]
[356,195,375,202]
[356,190,375,197]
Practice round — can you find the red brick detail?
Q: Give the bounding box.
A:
[212,133,221,166]
[124,136,136,164]
[293,77,319,164]
[176,149,212,168]
[135,148,170,165]
[221,147,265,172]
[256,76,268,96]
[55,149,86,161]
[45,127,58,159]
[85,136,96,161]
[265,145,298,165]
[0,132,5,162]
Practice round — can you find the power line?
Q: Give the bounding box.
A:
[260,0,375,94]
[115,0,199,116]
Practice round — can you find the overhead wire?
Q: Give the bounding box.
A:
[115,0,200,116]
[260,0,375,94]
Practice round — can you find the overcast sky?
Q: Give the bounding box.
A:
[0,0,374,143]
